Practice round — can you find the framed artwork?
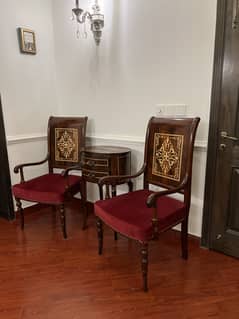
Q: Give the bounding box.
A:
[18,28,36,54]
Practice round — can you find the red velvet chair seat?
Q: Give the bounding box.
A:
[12,173,82,204]
[95,189,186,242]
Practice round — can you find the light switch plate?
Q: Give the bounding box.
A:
[155,104,188,117]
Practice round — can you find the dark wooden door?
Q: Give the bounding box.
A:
[202,0,239,258]
[0,96,14,220]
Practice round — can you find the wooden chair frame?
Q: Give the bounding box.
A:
[13,116,88,238]
[95,116,200,291]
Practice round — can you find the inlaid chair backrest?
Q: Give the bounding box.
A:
[144,117,200,191]
[47,116,88,172]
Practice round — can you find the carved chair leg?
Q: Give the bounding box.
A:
[110,186,118,241]
[59,204,67,239]
[141,242,149,292]
[181,218,188,260]
[81,180,88,230]
[128,180,133,192]
[96,217,103,255]
[15,198,24,230]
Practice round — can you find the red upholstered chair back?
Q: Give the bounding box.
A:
[143,117,200,192]
[47,116,88,172]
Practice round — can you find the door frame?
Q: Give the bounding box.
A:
[0,95,14,220]
[201,0,227,247]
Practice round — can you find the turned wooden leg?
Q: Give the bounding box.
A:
[111,186,118,241]
[15,198,24,230]
[128,180,133,192]
[141,242,149,292]
[59,204,67,239]
[181,218,188,260]
[81,180,88,230]
[96,217,103,255]
[111,185,116,197]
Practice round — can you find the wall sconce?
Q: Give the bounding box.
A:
[71,0,104,45]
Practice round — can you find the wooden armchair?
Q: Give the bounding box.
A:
[94,116,200,291]
[12,116,88,238]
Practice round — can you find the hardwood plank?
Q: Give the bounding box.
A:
[0,199,238,319]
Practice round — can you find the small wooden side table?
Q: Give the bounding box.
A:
[82,145,131,239]
[81,145,131,184]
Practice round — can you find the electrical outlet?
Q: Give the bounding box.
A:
[156,104,188,117]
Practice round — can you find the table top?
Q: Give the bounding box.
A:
[83,145,131,155]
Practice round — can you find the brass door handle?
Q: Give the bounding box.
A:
[221,131,238,141]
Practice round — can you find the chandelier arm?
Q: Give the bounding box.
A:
[76,11,91,24]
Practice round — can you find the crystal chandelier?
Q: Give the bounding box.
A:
[71,0,104,45]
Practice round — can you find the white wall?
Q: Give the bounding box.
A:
[51,0,217,236]
[0,0,58,186]
[52,0,217,140]
[0,0,217,237]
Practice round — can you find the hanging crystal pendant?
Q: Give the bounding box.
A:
[83,21,88,39]
[76,24,81,39]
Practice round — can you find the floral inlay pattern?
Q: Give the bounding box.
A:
[152,133,184,181]
[55,128,78,162]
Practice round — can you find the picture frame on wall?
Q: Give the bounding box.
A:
[17,28,36,54]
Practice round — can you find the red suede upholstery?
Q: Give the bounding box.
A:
[12,173,82,204]
[94,190,186,242]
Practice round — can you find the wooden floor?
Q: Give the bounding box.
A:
[0,199,238,319]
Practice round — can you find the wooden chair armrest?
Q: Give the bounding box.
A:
[97,165,145,200]
[147,174,189,208]
[14,154,49,183]
[146,183,186,208]
[61,164,82,178]
[98,164,146,186]
[146,176,188,239]
[13,154,49,173]
[60,164,82,191]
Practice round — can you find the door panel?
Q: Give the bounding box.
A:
[210,0,239,258]
[228,168,239,232]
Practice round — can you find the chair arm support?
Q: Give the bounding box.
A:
[98,164,146,186]
[14,154,49,183]
[146,176,189,208]
[13,154,49,174]
[147,176,189,239]
[61,164,82,178]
